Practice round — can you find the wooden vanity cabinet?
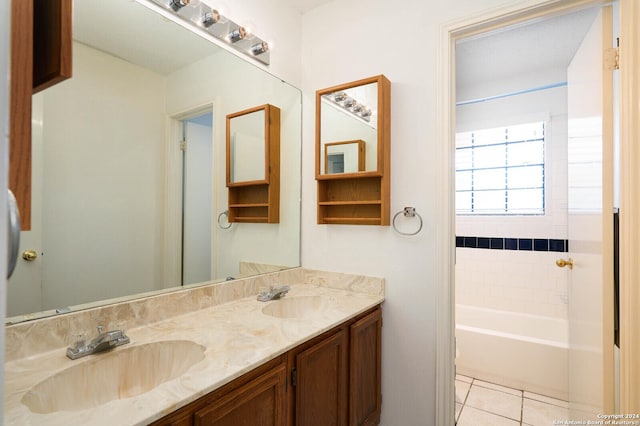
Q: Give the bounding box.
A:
[289,327,349,426]
[193,362,287,426]
[150,355,287,426]
[152,306,382,426]
[349,307,383,426]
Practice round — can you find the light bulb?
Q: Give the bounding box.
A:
[333,92,346,102]
[202,9,220,27]
[251,42,269,55]
[169,0,190,12]
[228,27,247,43]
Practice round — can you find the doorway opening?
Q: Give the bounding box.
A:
[438,2,619,424]
[170,108,215,287]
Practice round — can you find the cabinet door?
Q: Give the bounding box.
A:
[295,329,348,426]
[194,362,287,426]
[349,308,382,426]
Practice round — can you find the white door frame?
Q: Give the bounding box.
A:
[435,0,640,423]
[617,0,640,412]
[164,103,216,288]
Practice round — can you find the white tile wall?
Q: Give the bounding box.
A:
[455,248,569,319]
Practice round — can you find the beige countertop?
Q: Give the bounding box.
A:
[4,283,384,425]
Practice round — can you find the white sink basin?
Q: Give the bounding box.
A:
[21,340,205,414]
[261,295,326,319]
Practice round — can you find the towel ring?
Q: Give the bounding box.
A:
[217,210,232,229]
[392,207,423,236]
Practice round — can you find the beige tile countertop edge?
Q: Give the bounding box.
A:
[4,283,384,426]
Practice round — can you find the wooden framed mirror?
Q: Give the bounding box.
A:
[315,75,390,225]
[324,140,365,174]
[226,104,280,223]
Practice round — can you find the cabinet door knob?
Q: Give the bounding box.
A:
[556,258,574,269]
[22,250,38,262]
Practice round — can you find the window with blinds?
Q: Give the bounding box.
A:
[455,122,545,215]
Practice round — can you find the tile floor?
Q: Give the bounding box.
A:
[455,374,570,426]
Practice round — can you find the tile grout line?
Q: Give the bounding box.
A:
[522,394,569,409]
[520,389,524,425]
[458,378,473,422]
[458,375,570,425]
[462,378,524,425]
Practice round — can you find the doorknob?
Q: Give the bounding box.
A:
[22,250,38,261]
[556,258,574,269]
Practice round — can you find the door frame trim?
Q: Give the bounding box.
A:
[435,0,638,423]
[165,103,216,288]
[618,0,640,413]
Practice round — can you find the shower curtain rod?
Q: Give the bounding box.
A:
[456,81,568,106]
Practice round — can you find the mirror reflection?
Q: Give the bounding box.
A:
[324,140,365,174]
[319,82,378,174]
[228,108,267,183]
[6,0,302,323]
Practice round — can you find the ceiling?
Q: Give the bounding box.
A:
[73,0,333,76]
[456,7,600,92]
[74,0,220,76]
[280,0,334,14]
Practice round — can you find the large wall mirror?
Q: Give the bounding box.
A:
[6,0,302,323]
[317,77,385,177]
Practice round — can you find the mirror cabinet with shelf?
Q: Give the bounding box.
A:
[316,75,391,225]
[226,104,280,223]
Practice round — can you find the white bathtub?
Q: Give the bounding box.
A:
[455,304,569,400]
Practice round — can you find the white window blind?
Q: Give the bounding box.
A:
[456,122,545,215]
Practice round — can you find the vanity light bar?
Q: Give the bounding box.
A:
[148,0,270,65]
[324,92,372,122]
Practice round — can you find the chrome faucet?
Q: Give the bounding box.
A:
[66,324,130,360]
[257,285,290,302]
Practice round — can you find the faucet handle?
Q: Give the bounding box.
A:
[109,321,127,334]
[69,331,87,350]
[96,324,104,335]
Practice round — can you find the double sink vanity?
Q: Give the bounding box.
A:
[5,1,390,424]
[4,268,384,425]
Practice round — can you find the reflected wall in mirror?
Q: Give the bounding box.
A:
[226,104,280,223]
[324,140,365,174]
[5,0,302,324]
[228,108,267,183]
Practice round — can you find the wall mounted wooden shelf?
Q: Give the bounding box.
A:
[316,75,390,225]
[226,104,280,223]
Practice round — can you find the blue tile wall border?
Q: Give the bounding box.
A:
[456,236,569,253]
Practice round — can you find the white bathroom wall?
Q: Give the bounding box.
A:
[321,105,377,172]
[165,50,302,279]
[455,69,570,319]
[298,0,521,424]
[40,42,167,309]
